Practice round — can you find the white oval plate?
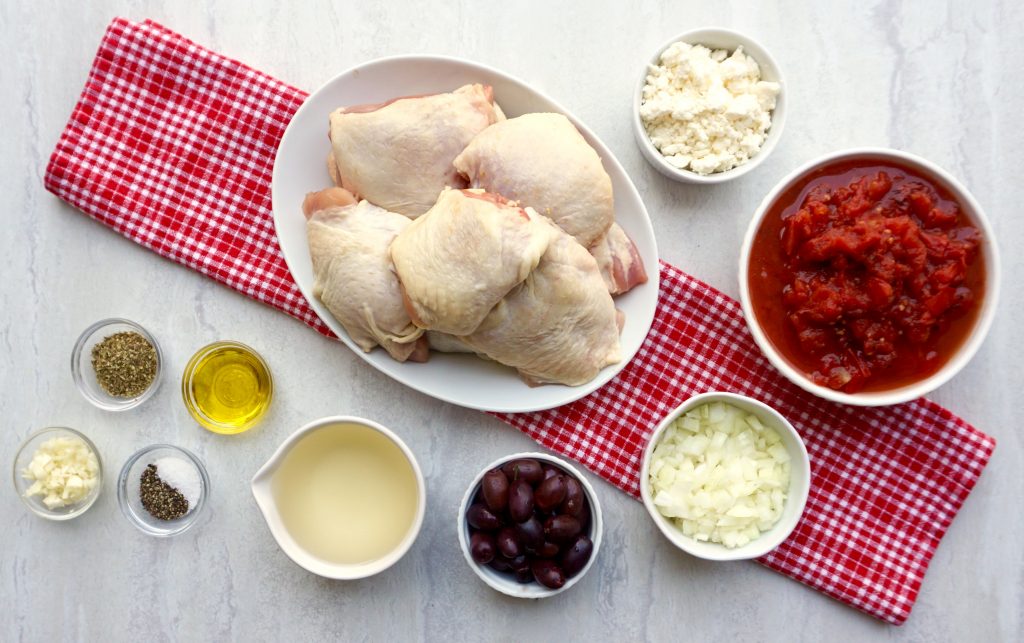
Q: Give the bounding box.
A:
[272,55,659,413]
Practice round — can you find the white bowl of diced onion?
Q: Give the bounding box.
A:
[639,392,809,561]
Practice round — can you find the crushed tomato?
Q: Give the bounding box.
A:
[748,159,984,393]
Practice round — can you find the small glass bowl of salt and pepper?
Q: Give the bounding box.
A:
[71,318,163,411]
[117,444,210,536]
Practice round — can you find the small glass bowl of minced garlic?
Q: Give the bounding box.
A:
[71,318,163,411]
[14,426,103,520]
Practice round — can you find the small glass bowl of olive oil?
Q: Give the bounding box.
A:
[182,341,273,435]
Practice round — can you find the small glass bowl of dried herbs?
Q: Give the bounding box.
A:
[117,444,209,537]
[71,318,163,411]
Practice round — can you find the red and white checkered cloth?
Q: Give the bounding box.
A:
[45,18,995,625]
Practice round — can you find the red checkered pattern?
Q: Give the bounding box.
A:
[497,262,994,623]
[44,18,995,625]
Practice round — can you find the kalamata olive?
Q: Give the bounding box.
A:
[497,527,521,559]
[544,515,581,543]
[534,475,567,512]
[537,541,560,558]
[542,465,560,481]
[561,477,585,517]
[560,535,594,578]
[470,532,496,564]
[508,554,529,572]
[530,558,567,590]
[467,503,502,530]
[488,557,512,572]
[577,499,591,533]
[514,567,534,584]
[515,516,544,551]
[481,468,510,512]
[501,459,544,484]
[509,479,535,522]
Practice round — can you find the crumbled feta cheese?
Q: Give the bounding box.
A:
[640,42,780,175]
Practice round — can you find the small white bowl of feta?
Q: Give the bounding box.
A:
[640,392,810,561]
[634,28,786,183]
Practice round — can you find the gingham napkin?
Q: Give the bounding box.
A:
[45,18,995,625]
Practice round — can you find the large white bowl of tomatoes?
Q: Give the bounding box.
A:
[739,148,1000,407]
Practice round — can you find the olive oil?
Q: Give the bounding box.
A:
[272,423,420,565]
[182,342,273,434]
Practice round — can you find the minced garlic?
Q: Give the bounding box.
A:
[22,436,100,509]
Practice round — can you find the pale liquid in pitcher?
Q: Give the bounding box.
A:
[272,423,419,565]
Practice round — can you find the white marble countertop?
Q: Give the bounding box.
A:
[2,1,1020,641]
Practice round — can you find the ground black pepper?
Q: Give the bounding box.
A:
[91,331,157,398]
[139,464,189,520]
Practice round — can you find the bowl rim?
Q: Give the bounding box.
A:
[632,26,787,184]
[456,451,604,598]
[71,317,163,411]
[13,426,104,520]
[738,147,1002,406]
[639,391,810,561]
[117,443,210,537]
[250,415,427,580]
[181,340,274,434]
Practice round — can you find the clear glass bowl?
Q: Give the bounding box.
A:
[71,318,163,411]
[181,341,273,435]
[117,444,210,537]
[13,427,103,520]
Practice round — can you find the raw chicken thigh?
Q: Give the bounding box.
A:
[588,222,649,295]
[425,331,478,355]
[389,188,551,335]
[303,83,649,389]
[329,84,502,217]
[304,189,428,363]
[302,186,356,214]
[453,112,614,247]
[464,219,622,386]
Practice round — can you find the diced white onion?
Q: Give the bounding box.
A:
[649,402,790,548]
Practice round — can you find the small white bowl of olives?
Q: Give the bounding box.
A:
[457,452,603,598]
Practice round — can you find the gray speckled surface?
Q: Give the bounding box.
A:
[2,1,1021,641]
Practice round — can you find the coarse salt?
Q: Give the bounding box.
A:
[152,456,202,509]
